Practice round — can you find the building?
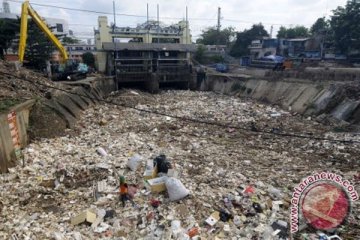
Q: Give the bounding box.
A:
[0,12,69,36]
[67,44,96,61]
[94,16,195,91]
[249,38,278,59]
[204,45,226,57]
[285,38,321,58]
[52,44,96,63]
[95,16,192,73]
[2,0,10,13]
[248,37,322,59]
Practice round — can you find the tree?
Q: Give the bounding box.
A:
[330,0,360,54]
[230,24,269,57]
[23,19,56,70]
[277,26,309,39]
[61,36,80,44]
[311,17,330,35]
[196,27,235,45]
[193,45,206,64]
[82,52,95,67]
[0,18,19,59]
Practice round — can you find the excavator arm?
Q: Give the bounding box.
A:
[18,0,68,63]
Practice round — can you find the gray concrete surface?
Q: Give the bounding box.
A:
[205,74,360,125]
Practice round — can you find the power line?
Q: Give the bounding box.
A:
[68,24,96,27]
[7,0,311,27]
[8,0,148,18]
[1,70,359,145]
[7,0,185,20]
[222,18,312,27]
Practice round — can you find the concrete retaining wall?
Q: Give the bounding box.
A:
[204,75,360,125]
[32,77,116,136]
[0,76,116,173]
[266,67,360,82]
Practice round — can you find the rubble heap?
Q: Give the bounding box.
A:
[0,90,359,239]
[0,60,55,105]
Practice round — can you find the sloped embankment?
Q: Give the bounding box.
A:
[206,72,360,127]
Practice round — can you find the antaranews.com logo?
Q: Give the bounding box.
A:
[290,172,359,233]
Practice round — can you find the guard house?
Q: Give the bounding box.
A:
[94,16,196,91]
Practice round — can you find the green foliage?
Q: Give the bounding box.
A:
[193,45,225,64]
[196,27,235,45]
[0,99,22,113]
[330,0,360,54]
[24,19,55,70]
[82,52,95,67]
[61,36,80,44]
[230,24,269,57]
[0,18,19,59]
[194,44,206,64]
[277,26,309,39]
[209,55,224,63]
[311,17,330,35]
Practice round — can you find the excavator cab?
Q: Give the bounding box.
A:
[52,60,88,81]
[18,0,88,81]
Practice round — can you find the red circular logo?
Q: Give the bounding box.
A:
[301,182,350,230]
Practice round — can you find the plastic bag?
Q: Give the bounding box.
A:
[171,220,189,240]
[165,177,189,201]
[96,147,107,156]
[153,154,171,173]
[127,154,142,171]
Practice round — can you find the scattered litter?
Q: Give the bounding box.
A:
[127,154,142,171]
[71,210,97,225]
[150,198,161,208]
[1,90,358,239]
[165,177,190,201]
[153,154,172,174]
[96,147,108,157]
[205,212,220,226]
[146,176,167,193]
[270,112,282,117]
[144,160,157,180]
[233,215,241,226]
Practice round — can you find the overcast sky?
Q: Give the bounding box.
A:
[5,0,348,42]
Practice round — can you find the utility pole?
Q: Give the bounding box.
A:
[147,3,149,23]
[113,0,118,88]
[217,7,221,32]
[112,0,117,58]
[216,7,221,45]
[157,4,160,43]
[147,3,149,43]
[112,0,116,31]
[270,25,273,38]
[186,6,188,44]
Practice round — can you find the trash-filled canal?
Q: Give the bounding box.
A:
[1,90,359,239]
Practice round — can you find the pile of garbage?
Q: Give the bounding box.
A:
[0,60,55,102]
[0,90,359,239]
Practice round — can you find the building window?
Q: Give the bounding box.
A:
[56,24,64,33]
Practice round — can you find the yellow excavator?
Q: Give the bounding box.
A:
[18,0,87,80]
